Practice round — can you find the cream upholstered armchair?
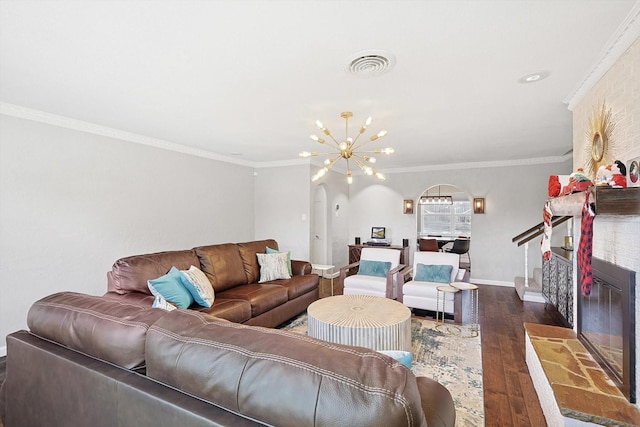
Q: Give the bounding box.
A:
[401,251,460,316]
[340,248,404,299]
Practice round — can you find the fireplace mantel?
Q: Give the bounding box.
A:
[548,186,640,216]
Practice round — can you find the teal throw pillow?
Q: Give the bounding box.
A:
[358,260,392,277]
[379,350,413,368]
[414,264,453,283]
[147,266,194,309]
[266,246,292,275]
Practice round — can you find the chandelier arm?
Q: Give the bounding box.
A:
[326,133,342,147]
[351,137,377,151]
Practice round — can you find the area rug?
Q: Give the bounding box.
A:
[280,314,484,427]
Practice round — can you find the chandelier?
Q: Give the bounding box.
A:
[300,111,394,184]
[419,185,453,205]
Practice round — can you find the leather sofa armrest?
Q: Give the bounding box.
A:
[416,376,456,427]
[290,259,312,275]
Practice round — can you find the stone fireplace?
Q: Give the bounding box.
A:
[577,256,636,403]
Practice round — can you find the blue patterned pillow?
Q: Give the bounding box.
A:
[147,266,194,309]
[414,264,453,283]
[358,260,392,277]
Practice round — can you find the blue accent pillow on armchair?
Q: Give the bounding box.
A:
[358,260,392,277]
[414,264,453,283]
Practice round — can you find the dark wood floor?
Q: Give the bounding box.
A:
[319,277,566,425]
[0,283,564,426]
[478,284,565,426]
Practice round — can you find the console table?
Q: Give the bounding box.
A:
[348,244,409,267]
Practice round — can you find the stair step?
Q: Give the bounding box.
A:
[514,276,545,303]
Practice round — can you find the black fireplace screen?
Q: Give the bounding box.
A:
[578,257,636,403]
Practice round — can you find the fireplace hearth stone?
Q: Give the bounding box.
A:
[525,323,640,426]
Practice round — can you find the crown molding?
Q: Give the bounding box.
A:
[2,102,572,173]
[383,153,573,174]
[563,2,640,111]
[0,102,257,168]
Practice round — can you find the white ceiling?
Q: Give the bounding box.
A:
[1,0,638,173]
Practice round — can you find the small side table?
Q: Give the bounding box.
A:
[435,285,460,335]
[451,282,479,338]
[311,264,335,296]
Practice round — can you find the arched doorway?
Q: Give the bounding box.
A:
[415,184,472,267]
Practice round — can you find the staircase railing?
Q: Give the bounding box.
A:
[512,216,571,289]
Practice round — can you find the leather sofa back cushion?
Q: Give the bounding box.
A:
[27,292,168,369]
[107,249,200,295]
[146,310,428,427]
[237,239,278,283]
[194,243,248,292]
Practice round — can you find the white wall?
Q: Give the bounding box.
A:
[253,164,312,261]
[348,160,573,284]
[0,115,256,355]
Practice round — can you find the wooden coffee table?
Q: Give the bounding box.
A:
[307,294,412,352]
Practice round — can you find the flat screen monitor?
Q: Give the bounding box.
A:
[371,227,386,240]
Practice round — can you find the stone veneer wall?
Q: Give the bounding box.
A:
[571,37,640,404]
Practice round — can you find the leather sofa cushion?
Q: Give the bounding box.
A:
[216,284,288,317]
[194,243,248,292]
[27,292,168,369]
[107,249,200,295]
[146,310,428,427]
[237,239,278,284]
[196,298,252,323]
[275,274,318,299]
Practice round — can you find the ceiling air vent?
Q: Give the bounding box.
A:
[345,49,396,78]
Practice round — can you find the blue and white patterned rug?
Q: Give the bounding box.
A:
[280,314,484,426]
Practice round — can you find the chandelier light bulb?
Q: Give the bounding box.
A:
[303,112,394,184]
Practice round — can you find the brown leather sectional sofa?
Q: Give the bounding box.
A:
[0,239,456,427]
[104,239,319,328]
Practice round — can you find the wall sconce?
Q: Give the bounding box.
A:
[403,199,414,214]
[473,198,485,214]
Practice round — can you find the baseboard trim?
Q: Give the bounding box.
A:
[470,279,513,287]
[0,345,6,358]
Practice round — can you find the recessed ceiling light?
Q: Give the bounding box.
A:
[519,71,549,83]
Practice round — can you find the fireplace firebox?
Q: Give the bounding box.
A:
[577,257,636,403]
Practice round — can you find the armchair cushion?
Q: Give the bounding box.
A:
[414,264,453,283]
[358,260,392,277]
